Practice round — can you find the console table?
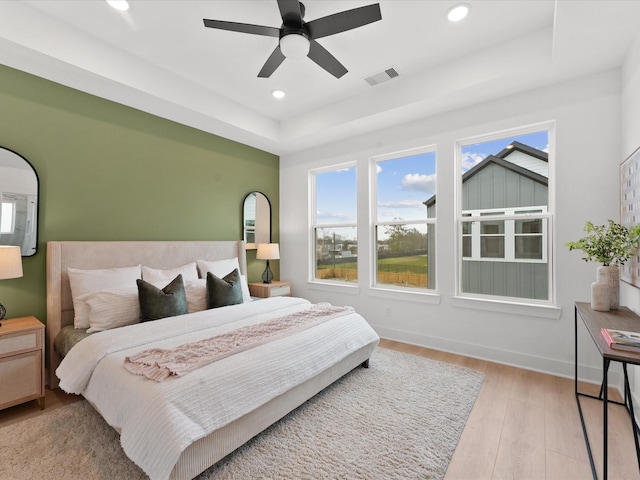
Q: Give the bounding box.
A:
[575,302,640,479]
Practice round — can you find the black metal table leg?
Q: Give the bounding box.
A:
[622,363,640,472]
[576,305,598,479]
[603,357,609,480]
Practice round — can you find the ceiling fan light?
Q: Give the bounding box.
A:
[447,3,469,22]
[280,34,310,59]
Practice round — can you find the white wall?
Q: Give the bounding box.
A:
[621,30,640,403]
[280,69,622,381]
[621,31,640,312]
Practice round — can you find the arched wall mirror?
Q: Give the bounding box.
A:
[0,147,39,256]
[243,192,271,250]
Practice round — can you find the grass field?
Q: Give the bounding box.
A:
[317,255,427,271]
[317,255,428,286]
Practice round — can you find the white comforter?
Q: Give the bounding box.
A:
[56,297,379,480]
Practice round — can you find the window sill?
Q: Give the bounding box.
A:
[451,295,561,319]
[368,287,441,304]
[307,281,361,295]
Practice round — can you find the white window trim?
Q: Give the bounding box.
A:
[370,145,437,294]
[454,120,557,307]
[309,162,358,286]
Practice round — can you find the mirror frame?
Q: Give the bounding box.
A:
[0,146,39,256]
[242,191,271,250]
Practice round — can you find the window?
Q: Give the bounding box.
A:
[457,127,552,302]
[462,207,548,262]
[1,199,14,234]
[311,165,357,282]
[373,148,436,290]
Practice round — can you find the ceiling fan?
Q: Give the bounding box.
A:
[203,0,382,79]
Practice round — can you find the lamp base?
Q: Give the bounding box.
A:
[262,260,274,284]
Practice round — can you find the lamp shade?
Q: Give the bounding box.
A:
[256,243,280,260]
[0,246,23,280]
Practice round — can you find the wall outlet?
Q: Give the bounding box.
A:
[385,307,391,317]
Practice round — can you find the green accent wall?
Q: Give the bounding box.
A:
[0,64,279,323]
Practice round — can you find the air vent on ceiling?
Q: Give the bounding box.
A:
[364,67,399,86]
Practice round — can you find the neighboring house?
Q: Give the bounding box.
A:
[424,142,548,299]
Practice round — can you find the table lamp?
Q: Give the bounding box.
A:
[0,245,23,321]
[256,243,279,284]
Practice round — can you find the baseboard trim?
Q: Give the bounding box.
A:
[373,324,623,388]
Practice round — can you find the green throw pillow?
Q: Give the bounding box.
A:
[137,274,189,322]
[206,269,243,309]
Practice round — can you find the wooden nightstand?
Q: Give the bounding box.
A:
[0,316,45,411]
[248,281,293,298]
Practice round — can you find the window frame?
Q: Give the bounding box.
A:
[461,206,548,263]
[454,122,556,306]
[0,198,15,234]
[309,162,358,285]
[370,145,437,293]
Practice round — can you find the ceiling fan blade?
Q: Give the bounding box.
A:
[258,46,286,78]
[306,4,382,39]
[277,0,303,26]
[203,19,280,37]
[308,40,347,79]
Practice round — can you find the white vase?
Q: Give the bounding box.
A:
[596,265,620,310]
[591,282,610,311]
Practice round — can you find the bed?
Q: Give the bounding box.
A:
[46,240,379,480]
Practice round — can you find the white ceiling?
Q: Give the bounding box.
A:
[0,0,639,155]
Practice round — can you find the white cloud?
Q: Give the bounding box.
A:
[378,200,425,209]
[317,211,353,222]
[401,173,436,193]
[461,152,486,172]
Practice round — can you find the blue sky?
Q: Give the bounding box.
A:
[316,167,358,225]
[316,129,549,225]
[376,152,436,222]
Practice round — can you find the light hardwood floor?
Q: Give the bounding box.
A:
[1,339,639,479]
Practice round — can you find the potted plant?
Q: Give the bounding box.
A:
[566,220,640,309]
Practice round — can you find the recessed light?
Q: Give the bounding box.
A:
[272,90,285,99]
[447,3,469,22]
[106,0,130,11]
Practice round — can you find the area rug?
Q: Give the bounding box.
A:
[0,348,484,480]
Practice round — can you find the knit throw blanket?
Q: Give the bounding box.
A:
[124,303,354,382]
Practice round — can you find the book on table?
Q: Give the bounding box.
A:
[601,328,640,352]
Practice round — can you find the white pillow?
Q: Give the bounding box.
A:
[184,279,207,313]
[196,258,240,278]
[142,262,199,284]
[83,288,141,333]
[67,265,141,329]
[196,258,251,303]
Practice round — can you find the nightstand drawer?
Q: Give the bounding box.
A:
[248,281,293,299]
[0,316,45,411]
[269,285,291,297]
[0,350,43,409]
[0,330,39,357]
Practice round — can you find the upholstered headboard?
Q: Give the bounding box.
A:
[46,240,247,388]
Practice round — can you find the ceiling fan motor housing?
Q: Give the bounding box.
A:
[203,1,382,78]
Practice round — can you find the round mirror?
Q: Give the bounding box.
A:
[0,147,39,256]
[243,192,271,250]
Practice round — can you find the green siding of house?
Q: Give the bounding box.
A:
[0,64,279,323]
[462,162,547,210]
[462,162,548,299]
